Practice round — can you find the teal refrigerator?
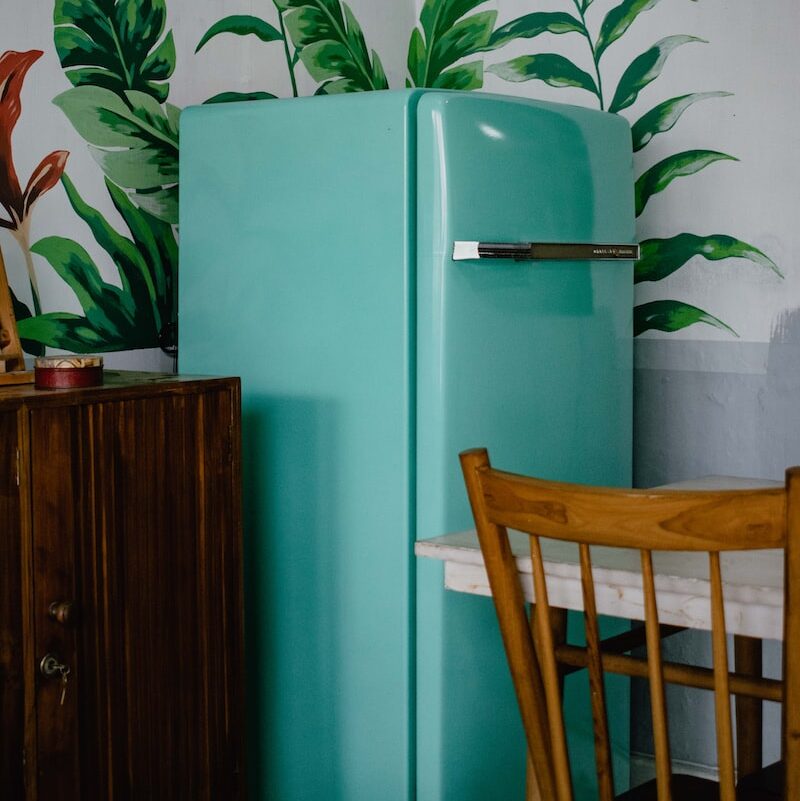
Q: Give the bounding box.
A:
[179,90,635,801]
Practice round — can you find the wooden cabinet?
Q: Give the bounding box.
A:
[0,373,243,800]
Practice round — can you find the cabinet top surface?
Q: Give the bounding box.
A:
[0,371,239,410]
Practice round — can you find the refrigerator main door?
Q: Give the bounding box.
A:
[179,91,418,801]
[414,92,634,800]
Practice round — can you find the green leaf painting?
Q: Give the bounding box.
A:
[594,0,662,60]
[54,0,176,103]
[17,313,111,352]
[634,301,738,338]
[197,1,389,98]
[196,15,283,52]
[53,0,180,225]
[282,0,388,93]
[488,54,598,93]
[9,287,45,357]
[483,1,778,336]
[635,235,782,283]
[408,0,498,89]
[15,4,180,355]
[53,85,180,223]
[609,35,705,113]
[20,174,176,352]
[635,150,738,216]
[204,91,279,104]
[195,5,300,98]
[488,12,584,50]
[31,0,777,357]
[631,92,732,152]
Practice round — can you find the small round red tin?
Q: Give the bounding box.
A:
[34,355,104,389]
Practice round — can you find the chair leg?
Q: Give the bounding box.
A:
[734,635,763,779]
[525,752,543,801]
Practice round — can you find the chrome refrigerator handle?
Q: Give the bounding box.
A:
[452,241,640,261]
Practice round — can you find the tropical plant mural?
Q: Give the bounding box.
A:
[2,0,179,355]
[405,0,506,89]
[196,6,298,102]
[196,0,779,338]
[195,0,389,99]
[53,0,179,223]
[482,0,781,335]
[21,172,178,353]
[0,0,782,357]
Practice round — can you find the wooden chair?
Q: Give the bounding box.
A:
[460,447,800,801]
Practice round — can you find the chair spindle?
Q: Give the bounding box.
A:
[640,549,672,801]
[578,543,615,801]
[530,535,573,801]
[708,551,736,801]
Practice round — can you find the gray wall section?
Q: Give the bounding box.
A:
[634,330,800,489]
[631,324,800,774]
[629,632,782,776]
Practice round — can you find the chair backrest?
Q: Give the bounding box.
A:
[460,447,800,801]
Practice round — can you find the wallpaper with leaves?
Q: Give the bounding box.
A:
[0,0,792,363]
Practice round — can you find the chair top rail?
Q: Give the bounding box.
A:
[477,465,787,552]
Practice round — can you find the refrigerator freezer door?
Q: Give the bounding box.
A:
[415,92,634,801]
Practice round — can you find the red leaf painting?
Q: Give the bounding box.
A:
[0,49,69,314]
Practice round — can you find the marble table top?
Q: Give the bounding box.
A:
[415,476,785,640]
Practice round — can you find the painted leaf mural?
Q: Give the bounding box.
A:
[631,92,732,152]
[0,0,771,361]
[636,235,781,284]
[53,0,179,223]
[488,12,584,50]
[280,0,388,93]
[195,6,299,99]
[634,300,737,337]
[198,0,388,99]
[12,0,182,356]
[608,35,704,113]
[634,150,738,216]
[0,1,179,356]
[485,0,779,336]
[407,0,499,90]
[54,0,175,102]
[53,86,179,222]
[193,0,778,338]
[21,174,176,352]
[487,53,598,93]
[594,0,661,60]
[196,15,283,51]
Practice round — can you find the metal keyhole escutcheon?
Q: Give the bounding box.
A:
[39,653,71,705]
[40,653,67,677]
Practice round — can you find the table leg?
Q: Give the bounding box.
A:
[734,635,763,779]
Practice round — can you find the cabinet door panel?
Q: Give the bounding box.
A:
[83,389,242,801]
[0,411,24,799]
[28,385,242,801]
[30,406,83,800]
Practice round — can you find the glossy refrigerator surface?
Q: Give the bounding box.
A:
[181,91,416,801]
[414,92,633,800]
[179,89,634,801]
